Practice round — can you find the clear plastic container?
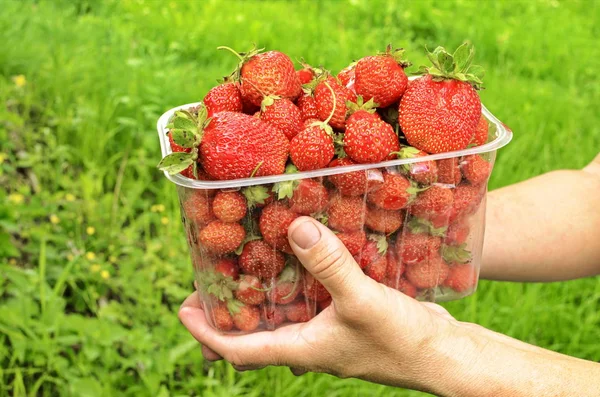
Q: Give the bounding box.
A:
[157,102,512,333]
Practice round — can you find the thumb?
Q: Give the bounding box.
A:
[288,217,367,302]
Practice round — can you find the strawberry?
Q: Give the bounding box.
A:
[239,240,286,279]
[211,304,234,331]
[318,297,332,312]
[261,304,286,329]
[445,221,470,245]
[289,179,329,215]
[199,221,246,255]
[364,253,388,282]
[386,250,405,282]
[284,300,314,322]
[204,82,243,117]
[472,115,489,146]
[443,264,477,293]
[405,255,450,289]
[356,234,388,270]
[259,96,303,140]
[450,184,485,222]
[200,111,289,180]
[297,93,319,120]
[437,158,462,186]
[367,172,413,210]
[220,46,302,107]
[344,106,400,164]
[399,44,483,154]
[305,273,331,302]
[297,68,314,85]
[214,258,240,279]
[394,146,438,185]
[409,185,454,222]
[396,232,442,265]
[461,155,491,185]
[327,193,366,232]
[328,158,384,197]
[354,46,410,108]
[405,216,449,237]
[314,76,357,131]
[397,277,417,298]
[267,265,302,305]
[232,304,261,331]
[182,191,215,226]
[337,229,367,255]
[259,202,299,254]
[242,185,274,209]
[365,205,404,234]
[212,191,247,223]
[337,62,357,92]
[234,275,266,305]
[290,122,334,171]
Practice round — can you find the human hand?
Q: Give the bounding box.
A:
[179,216,465,391]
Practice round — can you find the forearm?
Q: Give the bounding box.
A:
[430,322,600,397]
[480,158,600,281]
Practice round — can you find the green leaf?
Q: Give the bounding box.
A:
[452,42,473,72]
[242,185,271,208]
[272,164,299,199]
[438,51,454,74]
[196,104,208,125]
[169,128,196,148]
[226,299,244,315]
[172,115,197,131]
[368,234,388,255]
[157,152,194,175]
[407,217,447,237]
[313,212,328,226]
[441,243,472,264]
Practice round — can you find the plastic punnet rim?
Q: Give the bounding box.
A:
[157,103,512,190]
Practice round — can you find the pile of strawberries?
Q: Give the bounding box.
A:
[160,43,493,332]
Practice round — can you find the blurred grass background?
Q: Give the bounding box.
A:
[1,0,599,395]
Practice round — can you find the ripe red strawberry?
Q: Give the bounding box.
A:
[386,250,405,282]
[200,112,289,180]
[296,94,319,120]
[204,82,243,117]
[396,232,442,265]
[354,46,409,108]
[234,275,266,305]
[399,44,483,154]
[327,193,366,232]
[314,77,357,130]
[367,172,413,210]
[297,68,314,85]
[405,255,450,289]
[443,263,477,293]
[232,304,261,331]
[305,273,331,302]
[199,221,246,255]
[211,304,234,331]
[290,123,334,171]
[284,300,314,322]
[437,158,462,185]
[397,277,417,298]
[214,258,240,279]
[239,240,286,279]
[328,158,384,197]
[212,191,247,223]
[461,155,491,185]
[472,115,489,146]
[259,96,303,140]
[182,192,215,226]
[355,235,388,270]
[364,253,388,282]
[337,229,367,255]
[318,297,332,312]
[267,265,302,305]
[337,62,357,93]
[394,146,438,185]
[261,304,286,329]
[259,202,299,254]
[289,179,329,215]
[445,221,470,245]
[220,47,302,107]
[409,185,454,222]
[344,103,400,164]
[365,205,404,234]
[450,184,485,222]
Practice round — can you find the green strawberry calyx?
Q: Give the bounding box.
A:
[157,105,210,177]
[218,44,264,82]
[260,95,281,112]
[242,185,271,208]
[226,299,244,315]
[407,217,447,237]
[368,233,389,255]
[345,95,378,118]
[391,146,423,174]
[441,243,472,264]
[417,42,484,89]
[302,69,329,96]
[272,164,299,199]
[313,212,329,226]
[197,269,238,302]
[380,44,411,68]
[309,81,338,136]
[333,133,347,158]
[406,182,430,204]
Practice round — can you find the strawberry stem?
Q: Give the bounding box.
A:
[323,82,337,125]
[217,46,244,62]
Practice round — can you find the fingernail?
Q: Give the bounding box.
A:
[291,220,321,249]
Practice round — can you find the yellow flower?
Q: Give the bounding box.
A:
[9,258,17,266]
[0,153,6,164]
[50,214,60,224]
[8,193,24,204]
[13,75,26,88]
[161,217,169,225]
[86,226,95,235]
[157,204,166,212]
[109,255,117,263]
[65,193,76,202]
[91,264,101,273]
[100,270,110,279]
[86,251,96,261]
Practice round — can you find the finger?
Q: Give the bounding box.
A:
[201,345,223,362]
[290,367,307,376]
[288,217,368,302]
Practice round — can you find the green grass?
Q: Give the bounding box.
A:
[1,0,599,395]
